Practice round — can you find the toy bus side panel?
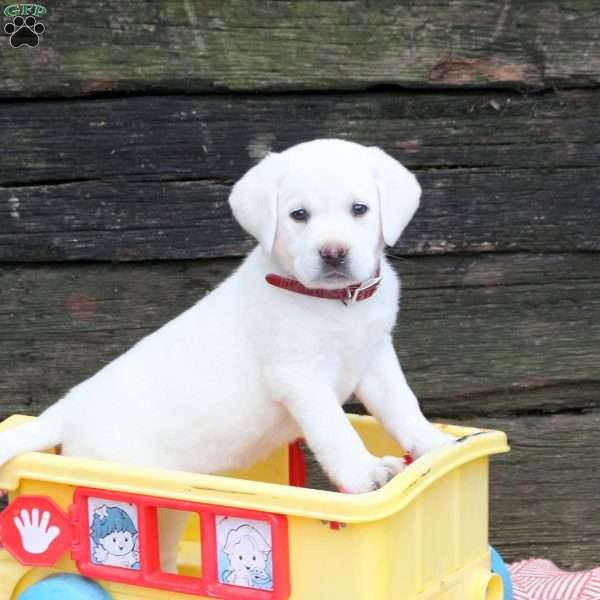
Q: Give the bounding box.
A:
[0,551,33,599]
[9,479,75,518]
[5,477,290,600]
[380,457,491,599]
[287,517,388,600]
[2,561,214,600]
[456,458,489,566]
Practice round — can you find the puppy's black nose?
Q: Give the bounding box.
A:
[319,245,348,267]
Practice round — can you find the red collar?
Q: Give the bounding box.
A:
[265,272,382,305]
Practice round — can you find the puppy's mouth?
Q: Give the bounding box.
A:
[311,268,359,289]
[322,269,350,280]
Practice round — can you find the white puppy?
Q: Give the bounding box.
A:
[0,138,451,563]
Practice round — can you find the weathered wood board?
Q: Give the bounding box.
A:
[1,1,600,97]
[1,90,599,261]
[1,254,598,420]
[484,412,600,570]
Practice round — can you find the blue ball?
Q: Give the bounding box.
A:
[18,574,112,600]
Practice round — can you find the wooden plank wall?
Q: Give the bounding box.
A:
[1,1,599,568]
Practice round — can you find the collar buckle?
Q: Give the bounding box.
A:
[343,276,382,306]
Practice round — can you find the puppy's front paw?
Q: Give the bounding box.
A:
[340,455,408,494]
[410,427,455,459]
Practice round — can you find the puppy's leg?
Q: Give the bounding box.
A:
[282,383,406,493]
[157,509,190,573]
[355,338,454,458]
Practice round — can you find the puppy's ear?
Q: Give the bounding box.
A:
[366,146,421,247]
[229,152,284,253]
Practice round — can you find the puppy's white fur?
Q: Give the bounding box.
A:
[0,139,452,565]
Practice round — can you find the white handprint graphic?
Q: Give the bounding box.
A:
[14,508,60,554]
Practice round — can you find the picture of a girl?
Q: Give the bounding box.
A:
[89,504,140,570]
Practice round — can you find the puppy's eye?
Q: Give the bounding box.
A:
[290,208,309,222]
[351,203,369,216]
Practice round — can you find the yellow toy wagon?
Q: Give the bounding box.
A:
[0,413,509,600]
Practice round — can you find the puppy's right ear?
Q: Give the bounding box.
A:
[229,152,284,253]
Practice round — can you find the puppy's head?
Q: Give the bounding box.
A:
[229,139,420,289]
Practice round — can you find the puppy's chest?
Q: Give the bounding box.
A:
[261,299,396,399]
[324,314,392,397]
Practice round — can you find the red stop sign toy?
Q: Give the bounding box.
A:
[0,495,71,566]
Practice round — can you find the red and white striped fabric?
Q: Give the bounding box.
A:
[510,559,600,600]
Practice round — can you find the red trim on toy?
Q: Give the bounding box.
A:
[288,439,306,487]
[71,487,290,600]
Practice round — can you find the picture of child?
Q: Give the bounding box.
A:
[216,516,273,590]
[88,498,140,570]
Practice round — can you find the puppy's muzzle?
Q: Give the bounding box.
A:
[319,244,348,269]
